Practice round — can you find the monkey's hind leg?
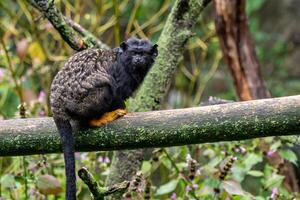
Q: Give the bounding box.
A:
[89,109,127,127]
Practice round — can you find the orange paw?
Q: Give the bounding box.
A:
[89,109,127,127]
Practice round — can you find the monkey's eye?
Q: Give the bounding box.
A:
[131,51,144,56]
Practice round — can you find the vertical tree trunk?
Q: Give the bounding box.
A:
[105,0,212,198]
[214,0,270,100]
[213,0,299,192]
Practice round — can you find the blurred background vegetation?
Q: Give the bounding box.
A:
[0,0,299,199]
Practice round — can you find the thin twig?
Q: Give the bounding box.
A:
[125,0,141,36]
[64,17,109,50]
[0,37,24,103]
[112,0,121,45]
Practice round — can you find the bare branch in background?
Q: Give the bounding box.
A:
[214,0,270,100]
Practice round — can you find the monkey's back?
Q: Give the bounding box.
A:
[50,49,117,120]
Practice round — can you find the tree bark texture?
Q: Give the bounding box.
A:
[213,0,271,100]
[0,95,299,157]
[214,0,300,192]
[128,0,211,111]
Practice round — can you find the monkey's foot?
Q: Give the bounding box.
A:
[89,109,127,127]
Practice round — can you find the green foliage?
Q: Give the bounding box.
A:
[246,0,266,14]
[0,174,16,189]
[155,179,179,196]
[280,149,298,166]
[0,0,299,199]
[0,85,20,118]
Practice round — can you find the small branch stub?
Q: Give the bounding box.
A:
[78,167,129,200]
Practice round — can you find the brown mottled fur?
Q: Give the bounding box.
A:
[50,38,158,200]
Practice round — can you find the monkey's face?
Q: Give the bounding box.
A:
[118,38,158,76]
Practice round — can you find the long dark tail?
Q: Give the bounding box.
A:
[54,117,76,200]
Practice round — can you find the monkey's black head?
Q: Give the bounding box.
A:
[118,37,158,80]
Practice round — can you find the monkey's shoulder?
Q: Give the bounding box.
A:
[51,49,118,97]
[52,49,117,84]
[63,48,117,72]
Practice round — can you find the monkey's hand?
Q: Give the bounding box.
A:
[89,109,127,127]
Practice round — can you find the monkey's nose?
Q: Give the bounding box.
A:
[133,57,143,65]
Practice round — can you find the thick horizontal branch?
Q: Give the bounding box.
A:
[0,95,299,157]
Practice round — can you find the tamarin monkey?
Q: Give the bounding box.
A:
[50,38,158,200]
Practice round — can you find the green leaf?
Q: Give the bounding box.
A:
[246,0,265,14]
[208,156,223,168]
[0,85,19,118]
[176,162,188,171]
[141,161,152,175]
[155,179,179,196]
[279,149,298,166]
[202,148,215,158]
[232,196,243,200]
[0,174,15,189]
[244,153,263,171]
[247,170,264,177]
[264,174,284,189]
[232,165,248,182]
[255,197,266,200]
[36,174,62,195]
[160,155,172,170]
[270,141,281,152]
[222,180,244,195]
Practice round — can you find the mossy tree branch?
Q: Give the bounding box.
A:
[77,167,129,200]
[128,0,211,111]
[27,0,109,50]
[107,0,212,192]
[63,17,109,50]
[0,95,299,157]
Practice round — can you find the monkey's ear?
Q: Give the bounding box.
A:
[119,41,128,52]
[151,44,158,57]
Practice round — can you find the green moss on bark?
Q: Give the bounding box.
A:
[0,96,299,157]
[128,0,209,112]
[106,1,211,195]
[28,0,108,50]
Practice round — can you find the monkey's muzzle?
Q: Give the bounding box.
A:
[132,56,146,66]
